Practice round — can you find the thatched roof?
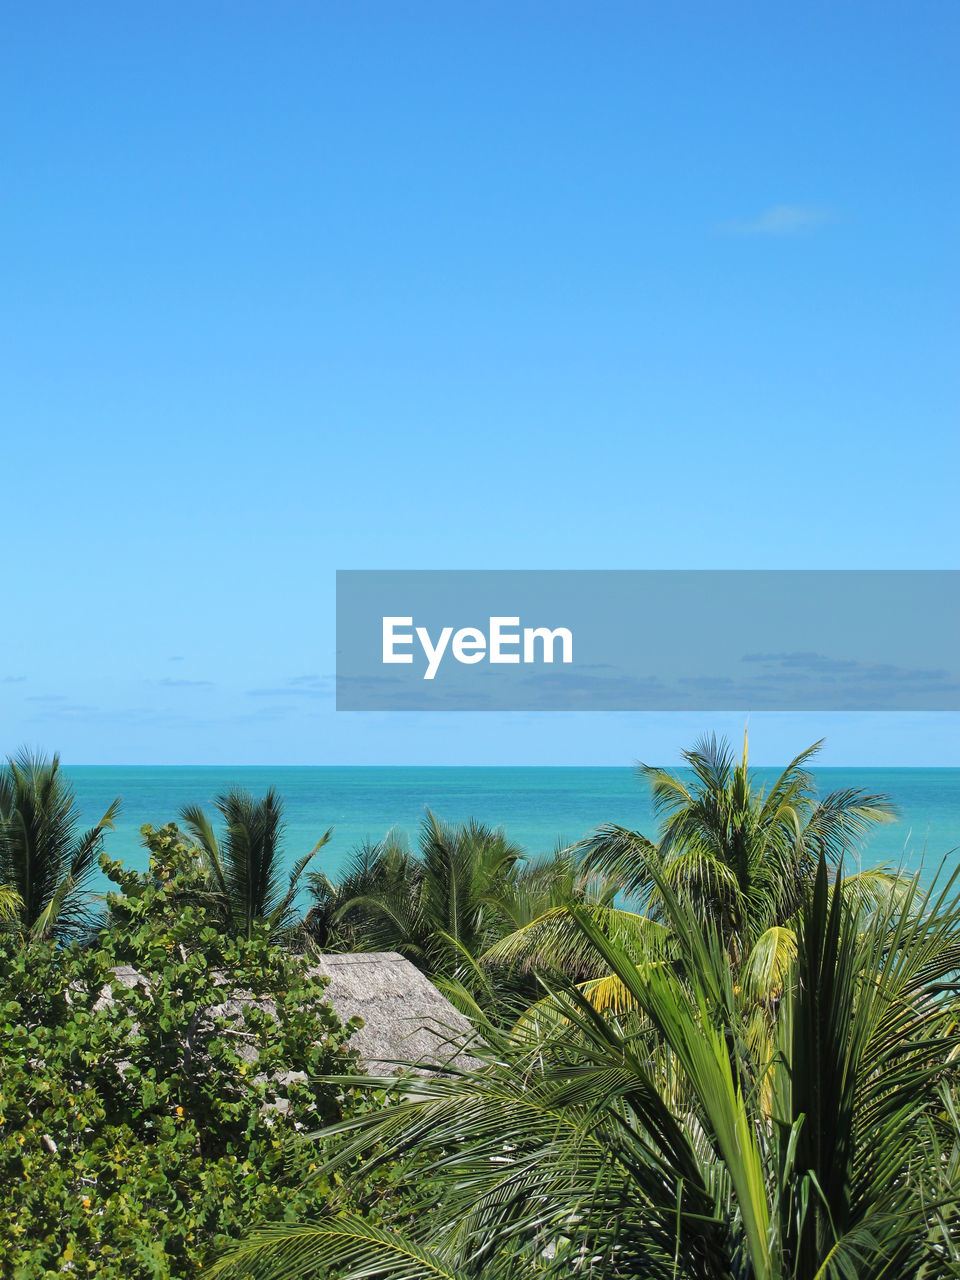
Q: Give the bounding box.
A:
[309,951,475,1073]
[96,951,475,1075]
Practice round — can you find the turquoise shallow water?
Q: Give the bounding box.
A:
[63,766,960,891]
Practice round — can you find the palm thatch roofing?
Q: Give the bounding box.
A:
[309,951,475,1072]
[98,951,475,1075]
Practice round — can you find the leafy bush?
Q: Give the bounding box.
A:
[0,824,362,1279]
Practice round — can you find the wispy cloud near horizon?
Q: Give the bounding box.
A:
[721,205,833,236]
[246,674,334,699]
[155,677,214,688]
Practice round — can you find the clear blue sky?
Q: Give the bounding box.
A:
[1,2,957,765]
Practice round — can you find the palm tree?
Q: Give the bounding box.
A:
[583,731,898,951]
[0,747,120,940]
[484,732,900,1002]
[304,813,528,1000]
[303,829,421,953]
[211,858,960,1280]
[417,812,525,980]
[180,787,330,942]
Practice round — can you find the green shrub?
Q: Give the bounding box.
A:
[0,824,362,1279]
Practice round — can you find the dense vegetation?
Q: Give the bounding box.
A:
[0,820,365,1278]
[217,858,960,1280]
[1,737,958,1278]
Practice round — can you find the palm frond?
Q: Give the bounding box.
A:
[741,925,797,1001]
[0,748,120,938]
[208,1213,480,1280]
[482,904,668,981]
[182,789,330,941]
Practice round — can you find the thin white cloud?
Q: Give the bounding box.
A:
[246,675,334,698]
[721,205,833,236]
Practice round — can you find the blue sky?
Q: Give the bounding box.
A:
[1,2,957,765]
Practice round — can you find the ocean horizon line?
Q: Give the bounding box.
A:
[59,761,960,771]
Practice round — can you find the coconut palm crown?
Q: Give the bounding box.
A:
[581,730,898,950]
[482,733,900,1008]
[180,787,330,941]
[305,812,526,978]
[0,747,120,940]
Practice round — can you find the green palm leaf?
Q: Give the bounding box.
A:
[0,748,119,939]
[181,787,329,941]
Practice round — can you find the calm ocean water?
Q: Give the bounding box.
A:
[63,766,960,892]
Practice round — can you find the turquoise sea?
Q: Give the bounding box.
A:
[64,766,960,889]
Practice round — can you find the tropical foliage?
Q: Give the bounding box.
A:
[213,858,960,1280]
[303,813,524,974]
[0,823,362,1278]
[0,884,21,922]
[583,731,898,942]
[181,786,331,942]
[0,734,954,1280]
[0,747,120,940]
[303,815,620,1015]
[485,733,901,1007]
